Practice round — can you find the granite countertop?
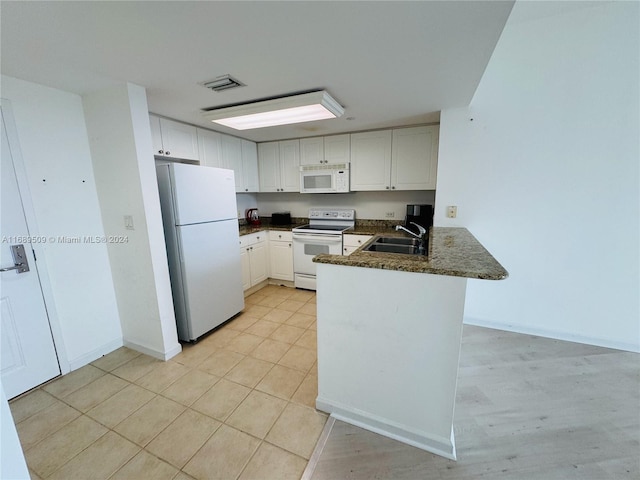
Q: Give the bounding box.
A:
[238,217,307,236]
[313,227,508,280]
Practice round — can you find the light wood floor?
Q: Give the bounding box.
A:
[306,325,640,480]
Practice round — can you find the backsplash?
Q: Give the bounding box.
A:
[237,190,435,221]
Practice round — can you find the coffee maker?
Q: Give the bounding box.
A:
[405,204,433,234]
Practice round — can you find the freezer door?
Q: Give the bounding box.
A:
[170,163,237,225]
[176,219,244,340]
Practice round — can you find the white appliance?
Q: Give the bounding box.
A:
[300,163,350,193]
[292,208,355,290]
[156,163,244,342]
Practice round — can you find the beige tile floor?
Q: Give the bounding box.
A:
[10,285,325,480]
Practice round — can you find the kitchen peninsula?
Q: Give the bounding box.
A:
[312,227,507,460]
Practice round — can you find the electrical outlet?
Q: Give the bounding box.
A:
[446,206,457,219]
[385,212,395,218]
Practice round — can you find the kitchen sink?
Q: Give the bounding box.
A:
[374,237,421,246]
[363,235,427,255]
[365,244,421,254]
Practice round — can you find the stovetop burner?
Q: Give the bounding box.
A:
[292,208,356,235]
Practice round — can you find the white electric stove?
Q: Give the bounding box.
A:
[292,208,355,290]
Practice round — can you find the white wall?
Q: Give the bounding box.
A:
[83,83,181,360]
[253,190,435,220]
[435,2,639,351]
[1,386,29,479]
[1,76,123,368]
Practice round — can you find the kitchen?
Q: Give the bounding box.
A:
[1,1,638,479]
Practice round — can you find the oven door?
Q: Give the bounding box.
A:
[292,232,342,288]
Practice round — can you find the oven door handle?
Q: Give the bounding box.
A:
[293,233,342,241]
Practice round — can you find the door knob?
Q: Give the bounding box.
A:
[1,245,30,274]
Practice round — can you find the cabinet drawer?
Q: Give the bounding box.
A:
[239,231,266,248]
[268,230,293,242]
[343,234,373,247]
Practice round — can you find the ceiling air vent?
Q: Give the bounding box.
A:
[202,75,245,92]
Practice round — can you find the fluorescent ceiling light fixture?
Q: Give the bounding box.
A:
[202,90,344,130]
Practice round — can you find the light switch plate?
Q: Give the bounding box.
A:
[124,215,134,230]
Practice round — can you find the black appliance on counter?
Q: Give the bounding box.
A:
[405,204,433,234]
[271,211,292,225]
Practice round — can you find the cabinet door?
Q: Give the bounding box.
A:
[258,142,280,192]
[350,130,392,191]
[300,137,324,165]
[279,139,300,192]
[241,140,259,193]
[391,126,439,190]
[197,128,223,168]
[149,115,165,155]
[221,134,243,191]
[240,247,251,290]
[269,241,294,281]
[250,240,268,285]
[343,245,358,256]
[324,134,350,164]
[159,118,199,161]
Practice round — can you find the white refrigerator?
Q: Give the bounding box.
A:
[156,162,244,342]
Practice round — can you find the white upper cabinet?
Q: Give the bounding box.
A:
[324,134,350,164]
[241,140,259,193]
[350,126,439,191]
[221,134,243,191]
[258,140,300,192]
[197,129,259,193]
[300,137,324,165]
[391,126,439,190]
[279,140,301,191]
[257,142,280,192]
[197,128,223,168]
[300,135,350,165]
[350,130,393,191]
[150,114,199,161]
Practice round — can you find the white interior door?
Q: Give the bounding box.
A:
[1,108,60,399]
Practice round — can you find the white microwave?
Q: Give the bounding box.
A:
[300,163,350,193]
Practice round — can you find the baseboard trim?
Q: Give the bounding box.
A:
[316,397,456,460]
[268,279,295,288]
[464,317,640,353]
[243,280,270,297]
[68,338,123,371]
[123,340,182,361]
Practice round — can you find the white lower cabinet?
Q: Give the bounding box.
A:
[240,232,268,290]
[268,231,293,281]
[343,234,373,256]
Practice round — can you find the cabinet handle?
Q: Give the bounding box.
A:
[165,151,171,155]
[278,234,282,238]
[392,186,396,189]
[158,150,164,154]
[357,240,362,244]
[245,188,248,192]
[289,243,292,247]
[386,186,390,190]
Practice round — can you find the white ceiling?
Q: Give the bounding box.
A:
[1,1,514,143]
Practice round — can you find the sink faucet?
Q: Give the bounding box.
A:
[395,223,428,255]
[395,222,427,239]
